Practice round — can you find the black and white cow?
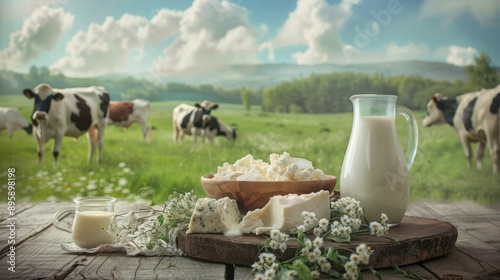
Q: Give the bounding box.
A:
[23,83,110,165]
[422,85,500,173]
[0,107,32,138]
[205,116,237,143]
[173,101,218,142]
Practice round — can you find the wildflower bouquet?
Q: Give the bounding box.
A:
[251,196,391,280]
[109,190,198,255]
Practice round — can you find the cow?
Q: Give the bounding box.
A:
[204,116,237,143]
[173,101,219,142]
[422,84,500,173]
[108,99,152,142]
[0,107,32,138]
[23,83,110,166]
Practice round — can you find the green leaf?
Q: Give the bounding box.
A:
[156,214,165,226]
[326,233,351,243]
[289,263,312,280]
[326,248,339,263]
[327,268,341,278]
[370,268,384,280]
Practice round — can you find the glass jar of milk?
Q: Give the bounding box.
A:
[53,196,117,248]
[340,95,418,225]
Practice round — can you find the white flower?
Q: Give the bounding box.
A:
[381,213,388,223]
[311,270,320,279]
[304,239,312,249]
[264,269,275,279]
[369,222,388,237]
[350,253,360,263]
[269,240,279,250]
[320,262,331,273]
[270,263,279,272]
[286,270,298,277]
[278,232,289,242]
[253,273,265,280]
[86,183,97,191]
[118,178,128,187]
[278,242,287,253]
[251,262,263,272]
[118,162,126,168]
[270,230,280,240]
[122,167,131,173]
[313,237,323,248]
[259,253,276,264]
[318,218,329,231]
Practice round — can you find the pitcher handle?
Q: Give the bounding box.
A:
[396,105,418,170]
[52,208,75,233]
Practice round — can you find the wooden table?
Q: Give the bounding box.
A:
[1,200,499,280]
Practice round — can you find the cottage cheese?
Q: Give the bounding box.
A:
[213,152,329,181]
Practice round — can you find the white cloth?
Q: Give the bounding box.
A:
[61,242,184,256]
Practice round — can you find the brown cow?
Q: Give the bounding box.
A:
[108,99,152,142]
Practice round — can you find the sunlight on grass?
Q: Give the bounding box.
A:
[0,97,499,205]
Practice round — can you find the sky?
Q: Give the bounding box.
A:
[0,0,499,77]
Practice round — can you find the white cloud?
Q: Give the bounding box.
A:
[51,14,148,76]
[51,9,184,76]
[436,45,478,66]
[152,0,259,72]
[137,9,182,43]
[264,0,360,65]
[420,0,500,26]
[0,5,74,70]
[51,0,258,75]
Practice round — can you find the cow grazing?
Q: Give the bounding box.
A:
[205,116,236,143]
[23,83,110,166]
[0,107,32,138]
[422,85,500,173]
[173,101,219,142]
[108,99,152,142]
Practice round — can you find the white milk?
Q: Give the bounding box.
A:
[341,116,410,224]
[72,211,115,248]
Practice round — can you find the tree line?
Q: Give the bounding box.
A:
[262,53,498,113]
[1,53,497,113]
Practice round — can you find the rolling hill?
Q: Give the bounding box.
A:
[145,60,470,89]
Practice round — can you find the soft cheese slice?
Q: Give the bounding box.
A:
[239,190,331,235]
[186,197,242,236]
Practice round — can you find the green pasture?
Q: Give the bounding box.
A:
[1,96,499,205]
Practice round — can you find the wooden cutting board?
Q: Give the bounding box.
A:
[177,216,458,268]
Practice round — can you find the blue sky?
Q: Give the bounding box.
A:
[0,0,499,77]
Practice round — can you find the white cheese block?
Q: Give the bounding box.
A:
[186,197,242,236]
[239,190,331,235]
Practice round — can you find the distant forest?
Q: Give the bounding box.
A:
[1,54,498,113]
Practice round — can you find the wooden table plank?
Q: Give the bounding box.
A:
[65,254,226,279]
[1,200,499,279]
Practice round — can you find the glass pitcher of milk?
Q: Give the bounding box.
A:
[340,94,418,225]
[53,196,117,248]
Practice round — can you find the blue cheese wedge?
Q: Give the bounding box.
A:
[239,190,331,235]
[186,197,242,236]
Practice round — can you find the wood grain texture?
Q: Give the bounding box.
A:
[178,216,458,268]
[1,200,498,279]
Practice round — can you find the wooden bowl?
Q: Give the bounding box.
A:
[201,174,337,213]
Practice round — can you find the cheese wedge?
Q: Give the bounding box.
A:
[239,190,331,235]
[186,197,242,236]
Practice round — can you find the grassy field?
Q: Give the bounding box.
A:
[1,95,499,205]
